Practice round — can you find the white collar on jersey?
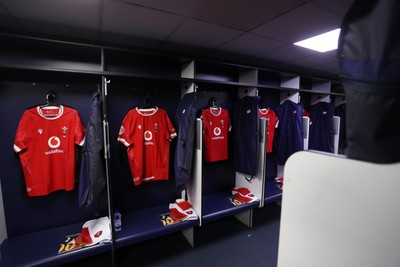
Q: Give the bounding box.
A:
[37,105,64,120]
[136,106,158,116]
[209,106,222,116]
[259,108,270,115]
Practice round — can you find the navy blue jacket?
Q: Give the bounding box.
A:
[232,96,259,176]
[79,91,106,209]
[308,102,334,153]
[174,92,198,191]
[275,100,303,165]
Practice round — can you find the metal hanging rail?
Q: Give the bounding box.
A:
[101,76,116,267]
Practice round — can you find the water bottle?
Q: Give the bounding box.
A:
[113,210,122,232]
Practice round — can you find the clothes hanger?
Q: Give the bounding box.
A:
[206,97,222,116]
[208,97,217,107]
[40,91,61,108]
[138,95,155,109]
[258,98,270,112]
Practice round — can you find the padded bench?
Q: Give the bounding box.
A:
[202,191,260,225]
[0,203,200,266]
[0,221,111,267]
[264,180,282,205]
[114,203,199,249]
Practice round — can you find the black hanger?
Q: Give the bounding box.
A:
[258,98,270,111]
[258,98,265,109]
[208,97,217,107]
[138,95,155,109]
[40,91,61,108]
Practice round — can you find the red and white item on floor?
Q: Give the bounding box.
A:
[169,199,198,222]
[232,187,259,203]
[74,216,112,247]
[275,177,284,190]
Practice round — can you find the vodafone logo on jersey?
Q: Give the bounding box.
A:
[213,127,221,136]
[48,136,61,148]
[144,130,154,145]
[144,131,152,141]
[44,136,64,155]
[212,127,224,140]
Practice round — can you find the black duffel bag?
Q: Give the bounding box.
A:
[338,0,400,163]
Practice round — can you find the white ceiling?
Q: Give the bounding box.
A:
[0,0,354,80]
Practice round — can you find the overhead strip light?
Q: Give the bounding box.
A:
[294,28,341,52]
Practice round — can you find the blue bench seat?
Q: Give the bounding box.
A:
[202,191,260,224]
[114,203,199,249]
[0,221,111,267]
[264,180,282,205]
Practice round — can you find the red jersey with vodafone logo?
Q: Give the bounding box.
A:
[14,106,86,197]
[259,108,279,153]
[117,107,177,186]
[201,107,231,162]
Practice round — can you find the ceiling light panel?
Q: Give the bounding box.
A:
[294,28,341,52]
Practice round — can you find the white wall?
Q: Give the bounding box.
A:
[278,151,400,267]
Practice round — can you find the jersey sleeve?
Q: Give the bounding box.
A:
[200,109,208,134]
[74,111,86,146]
[227,110,232,131]
[13,111,29,153]
[273,111,279,128]
[117,111,135,147]
[164,111,177,141]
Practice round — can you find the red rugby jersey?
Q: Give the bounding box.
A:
[259,108,279,153]
[117,107,177,185]
[14,106,86,197]
[201,107,231,162]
